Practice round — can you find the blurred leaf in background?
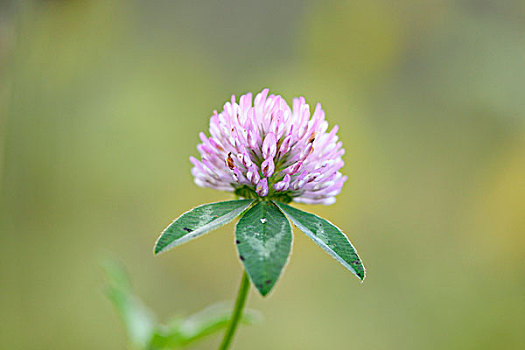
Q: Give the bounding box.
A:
[102,259,261,349]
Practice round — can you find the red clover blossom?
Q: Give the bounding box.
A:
[190,89,346,205]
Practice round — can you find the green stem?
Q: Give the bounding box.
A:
[218,270,250,350]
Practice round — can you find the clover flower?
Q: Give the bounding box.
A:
[155,89,364,299]
[190,89,347,205]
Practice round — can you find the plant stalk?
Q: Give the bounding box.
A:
[218,270,250,350]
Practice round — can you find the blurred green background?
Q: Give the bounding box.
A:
[1,0,524,349]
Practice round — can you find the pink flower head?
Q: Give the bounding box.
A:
[190,89,347,205]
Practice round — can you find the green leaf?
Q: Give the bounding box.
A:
[273,201,366,281]
[102,259,157,348]
[148,303,261,349]
[148,329,184,350]
[154,199,254,255]
[235,201,292,296]
[178,302,261,345]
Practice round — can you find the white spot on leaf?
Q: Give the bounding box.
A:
[245,222,286,259]
[196,206,214,227]
[314,221,330,244]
